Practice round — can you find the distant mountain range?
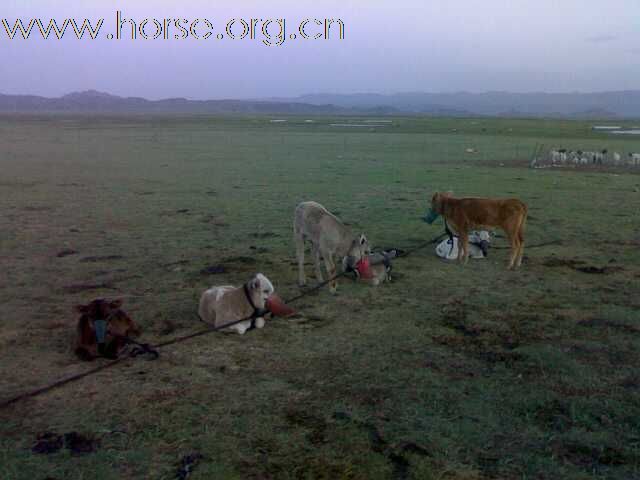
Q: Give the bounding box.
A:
[0,90,353,115]
[290,91,640,118]
[2,89,640,118]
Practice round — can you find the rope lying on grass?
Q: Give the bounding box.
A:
[490,240,562,250]
[1,230,555,410]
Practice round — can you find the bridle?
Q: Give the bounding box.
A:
[243,282,269,329]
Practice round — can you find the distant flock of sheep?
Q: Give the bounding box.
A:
[543,149,640,167]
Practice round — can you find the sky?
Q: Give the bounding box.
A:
[1,0,639,99]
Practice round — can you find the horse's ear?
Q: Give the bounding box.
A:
[109,299,123,309]
[359,234,367,245]
[75,304,89,314]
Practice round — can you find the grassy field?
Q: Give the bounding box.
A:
[1,114,639,480]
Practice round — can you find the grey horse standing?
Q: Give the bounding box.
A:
[294,201,370,293]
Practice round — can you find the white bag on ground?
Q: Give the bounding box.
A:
[436,231,490,260]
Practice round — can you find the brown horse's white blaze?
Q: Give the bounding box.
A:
[431,192,528,269]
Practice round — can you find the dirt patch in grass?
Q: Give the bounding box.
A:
[200,214,228,226]
[550,441,630,469]
[618,375,640,390]
[161,209,192,216]
[32,431,99,456]
[176,452,204,480]
[222,256,257,265]
[577,317,640,334]
[289,314,333,330]
[56,249,78,258]
[332,410,431,479]
[285,407,328,446]
[31,432,64,454]
[435,300,532,368]
[542,257,624,274]
[533,400,573,433]
[249,232,279,239]
[158,319,178,336]
[79,255,124,263]
[23,206,52,212]
[200,265,227,275]
[62,282,116,294]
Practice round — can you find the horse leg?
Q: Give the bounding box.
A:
[295,229,306,287]
[324,255,338,294]
[312,244,324,283]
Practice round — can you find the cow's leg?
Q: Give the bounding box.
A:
[516,238,525,268]
[456,233,465,263]
[324,255,338,294]
[295,230,306,287]
[516,216,526,268]
[312,244,324,283]
[506,227,519,270]
[231,320,252,335]
[459,231,470,265]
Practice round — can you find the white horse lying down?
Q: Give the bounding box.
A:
[198,273,275,335]
[436,231,491,260]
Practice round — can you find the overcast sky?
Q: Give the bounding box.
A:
[1,0,638,99]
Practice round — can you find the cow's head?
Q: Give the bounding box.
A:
[247,273,275,309]
[75,298,140,341]
[342,233,370,272]
[430,191,448,214]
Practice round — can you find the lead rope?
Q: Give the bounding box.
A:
[0,230,451,410]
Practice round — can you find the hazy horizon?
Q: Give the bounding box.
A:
[2,0,639,100]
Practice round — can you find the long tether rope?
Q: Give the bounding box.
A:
[0,230,560,410]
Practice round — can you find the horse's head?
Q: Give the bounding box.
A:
[342,233,371,272]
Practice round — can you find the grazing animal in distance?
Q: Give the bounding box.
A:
[613,152,622,165]
[198,273,275,335]
[74,298,140,361]
[568,151,579,164]
[294,201,370,293]
[629,153,640,166]
[429,192,528,269]
[594,149,607,165]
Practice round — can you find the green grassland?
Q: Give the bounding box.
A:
[1,114,639,479]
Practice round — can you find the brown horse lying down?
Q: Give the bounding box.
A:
[430,192,528,269]
[74,298,140,360]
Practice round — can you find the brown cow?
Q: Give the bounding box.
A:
[74,298,140,360]
[430,192,528,269]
